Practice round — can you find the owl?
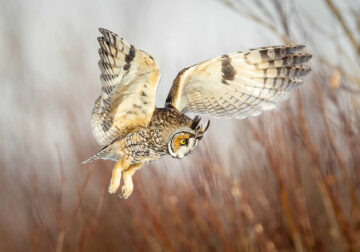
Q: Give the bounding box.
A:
[83,28,312,199]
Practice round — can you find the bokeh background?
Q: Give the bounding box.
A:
[1,0,360,251]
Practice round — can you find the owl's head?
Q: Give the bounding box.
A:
[168,116,210,159]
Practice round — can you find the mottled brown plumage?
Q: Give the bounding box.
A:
[83,28,312,198]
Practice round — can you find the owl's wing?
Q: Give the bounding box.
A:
[91,28,161,146]
[166,45,311,118]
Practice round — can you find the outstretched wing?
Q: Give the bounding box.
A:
[91,28,161,146]
[166,45,311,118]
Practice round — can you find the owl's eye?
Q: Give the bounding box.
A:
[180,139,188,145]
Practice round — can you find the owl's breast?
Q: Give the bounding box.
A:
[121,128,166,164]
[121,107,192,163]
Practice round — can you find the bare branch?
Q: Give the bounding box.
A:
[324,0,360,59]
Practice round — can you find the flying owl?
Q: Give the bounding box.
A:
[83,28,312,199]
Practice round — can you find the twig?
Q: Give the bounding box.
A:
[324,0,360,59]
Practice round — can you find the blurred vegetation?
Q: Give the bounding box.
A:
[1,0,360,251]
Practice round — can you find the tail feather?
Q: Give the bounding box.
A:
[82,140,123,164]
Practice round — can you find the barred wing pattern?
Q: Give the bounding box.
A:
[91,28,161,146]
[166,45,311,118]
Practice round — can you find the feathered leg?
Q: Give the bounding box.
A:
[119,163,144,199]
[108,157,131,194]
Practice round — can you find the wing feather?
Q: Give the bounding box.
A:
[91,28,161,146]
[166,45,311,119]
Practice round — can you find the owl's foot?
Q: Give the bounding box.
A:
[108,180,120,193]
[108,171,122,193]
[108,158,124,193]
[118,163,143,199]
[119,183,133,199]
[119,168,135,199]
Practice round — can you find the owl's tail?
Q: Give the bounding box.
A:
[82,140,123,164]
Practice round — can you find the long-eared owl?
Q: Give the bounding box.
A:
[83,28,312,199]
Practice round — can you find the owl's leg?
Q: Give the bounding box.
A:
[108,157,131,194]
[119,163,143,199]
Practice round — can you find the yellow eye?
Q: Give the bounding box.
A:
[180,139,187,145]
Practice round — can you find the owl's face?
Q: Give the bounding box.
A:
[168,118,210,159]
[168,131,199,159]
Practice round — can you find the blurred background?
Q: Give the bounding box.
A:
[1,0,360,251]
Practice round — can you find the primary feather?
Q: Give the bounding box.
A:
[91,28,161,146]
[166,45,311,119]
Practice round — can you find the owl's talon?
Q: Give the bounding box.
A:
[119,184,133,199]
[108,183,119,194]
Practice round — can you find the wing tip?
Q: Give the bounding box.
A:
[301,53,313,63]
[287,44,306,54]
[292,44,305,49]
[99,27,117,36]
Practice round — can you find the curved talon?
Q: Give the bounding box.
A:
[117,163,143,199]
[119,184,133,199]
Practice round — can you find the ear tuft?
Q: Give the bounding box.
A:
[190,116,201,130]
[196,120,210,140]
